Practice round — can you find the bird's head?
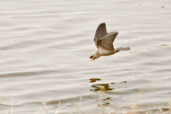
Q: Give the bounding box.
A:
[89,52,100,61]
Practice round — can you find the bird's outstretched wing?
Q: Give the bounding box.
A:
[100,32,118,50]
[94,23,107,47]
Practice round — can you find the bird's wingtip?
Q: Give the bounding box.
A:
[100,22,106,25]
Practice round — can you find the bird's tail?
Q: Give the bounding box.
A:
[116,47,130,51]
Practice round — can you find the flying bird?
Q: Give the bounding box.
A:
[89,22,130,60]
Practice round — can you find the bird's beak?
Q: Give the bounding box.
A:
[90,58,95,61]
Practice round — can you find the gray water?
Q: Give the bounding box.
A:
[0,0,171,114]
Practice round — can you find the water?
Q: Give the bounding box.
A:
[0,0,171,114]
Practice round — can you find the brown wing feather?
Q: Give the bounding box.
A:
[101,32,118,50]
[94,22,107,40]
[94,22,107,48]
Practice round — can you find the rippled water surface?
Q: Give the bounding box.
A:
[0,0,171,114]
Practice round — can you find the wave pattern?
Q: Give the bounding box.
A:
[0,0,171,114]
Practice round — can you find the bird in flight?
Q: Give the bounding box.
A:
[89,22,130,60]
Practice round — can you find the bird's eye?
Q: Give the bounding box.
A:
[90,56,93,58]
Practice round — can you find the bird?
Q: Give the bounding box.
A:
[89,22,130,60]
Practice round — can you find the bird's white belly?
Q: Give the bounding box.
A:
[98,47,114,56]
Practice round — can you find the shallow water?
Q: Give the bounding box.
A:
[0,0,171,114]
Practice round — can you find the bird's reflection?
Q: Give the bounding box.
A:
[90,83,113,92]
[89,77,128,107]
[89,78,101,83]
[89,78,113,107]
